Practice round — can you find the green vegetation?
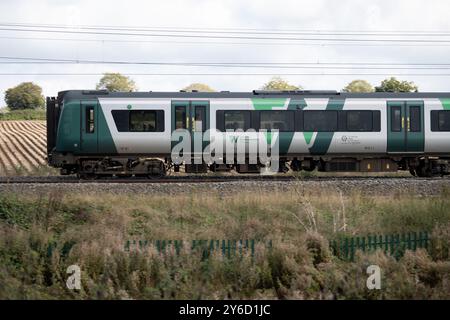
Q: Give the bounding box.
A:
[342,80,375,93]
[260,76,302,91]
[0,189,449,299]
[96,73,137,92]
[0,108,46,120]
[4,82,45,110]
[375,77,418,93]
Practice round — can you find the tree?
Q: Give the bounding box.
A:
[342,80,374,93]
[181,83,216,92]
[4,82,45,110]
[260,76,302,91]
[375,77,418,92]
[96,73,137,92]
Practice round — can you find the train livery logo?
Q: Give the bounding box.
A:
[340,135,360,145]
[127,104,132,110]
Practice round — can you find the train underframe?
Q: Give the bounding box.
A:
[49,153,450,179]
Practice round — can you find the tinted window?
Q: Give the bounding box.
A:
[346,111,373,131]
[409,106,421,132]
[438,110,450,131]
[224,111,250,130]
[391,106,402,132]
[86,106,95,133]
[259,110,294,131]
[130,110,156,132]
[112,110,164,132]
[303,111,337,132]
[194,106,206,132]
[175,106,186,129]
[112,110,129,132]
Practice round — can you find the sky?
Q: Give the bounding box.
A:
[1,0,450,105]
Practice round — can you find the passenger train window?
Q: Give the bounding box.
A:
[86,106,95,133]
[224,111,250,130]
[303,111,337,132]
[194,106,206,132]
[175,106,186,129]
[130,110,156,132]
[111,110,129,132]
[259,110,294,131]
[438,110,450,131]
[112,110,164,132]
[391,107,402,132]
[409,106,421,132]
[346,111,373,131]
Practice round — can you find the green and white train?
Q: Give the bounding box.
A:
[47,90,450,178]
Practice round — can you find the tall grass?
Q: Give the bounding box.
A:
[0,189,449,299]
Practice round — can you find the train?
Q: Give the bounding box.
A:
[46,89,450,178]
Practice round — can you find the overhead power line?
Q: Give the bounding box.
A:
[3,26,450,43]
[1,22,450,36]
[2,56,450,70]
[3,35,450,47]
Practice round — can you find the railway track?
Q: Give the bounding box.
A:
[0,175,447,184]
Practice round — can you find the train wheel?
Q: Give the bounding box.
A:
[409,168,417,176]
[416,165,432,178]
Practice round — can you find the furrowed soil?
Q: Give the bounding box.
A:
[0,120,54,175]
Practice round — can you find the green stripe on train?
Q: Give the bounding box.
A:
[441,98,450,110]
[251,98,286,110]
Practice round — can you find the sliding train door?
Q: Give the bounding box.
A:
[387,101,424,153]
[80,100,98,153]
[171,100,210,159]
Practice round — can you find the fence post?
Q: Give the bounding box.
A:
[423,231,429,249]
[418,231,424,248]
[389,234,395,255]
[350,237,355,261]
[407,232,412,250]
[384,234,389,253]
[344,238,349,260]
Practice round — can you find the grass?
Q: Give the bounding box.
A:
[0,108,46,121]
[0,188,449,299]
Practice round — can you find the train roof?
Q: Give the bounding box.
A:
[55,90,450,101]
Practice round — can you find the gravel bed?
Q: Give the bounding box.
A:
[0,178,449,196]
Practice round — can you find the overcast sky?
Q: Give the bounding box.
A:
[1,0,450,104]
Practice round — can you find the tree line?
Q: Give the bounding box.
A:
[3,73,419,111]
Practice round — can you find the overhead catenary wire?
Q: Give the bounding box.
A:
[2,56,450,70]
[2,22,450,36]
[3,35,450,47]
[3,26,450,43]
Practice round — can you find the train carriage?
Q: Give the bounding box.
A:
[46,90,450,178]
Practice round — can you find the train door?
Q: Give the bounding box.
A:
[80,101,98,153]
[171,100,210,158]
[387,101,424,153]
[190,101,210,160]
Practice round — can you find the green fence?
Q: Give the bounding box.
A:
[124,239,273,259]
[329,231,429,261]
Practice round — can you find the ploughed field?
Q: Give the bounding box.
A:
[0,121,47,175]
